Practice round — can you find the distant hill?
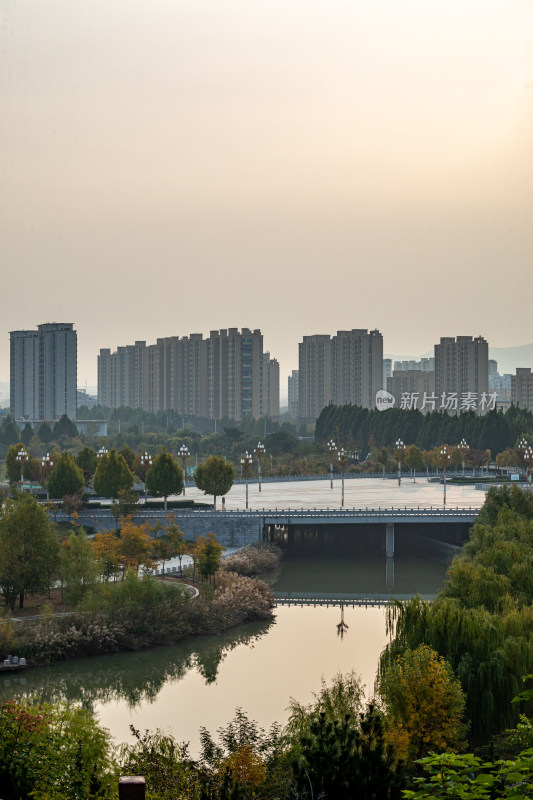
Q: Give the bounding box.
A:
[0,382,9,408]
[489,344,533,375]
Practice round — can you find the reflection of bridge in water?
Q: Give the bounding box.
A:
[273,591,436,608]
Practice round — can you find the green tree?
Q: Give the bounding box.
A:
[194,455,235,509]
[0,494,60,610]
[76,446,98,487]
[93,449,134,498]
[36,420,54,444]
[5,442,29,485]
[52,413,78,439]
[145,447,183,510]
[59,530,98,605]
[0,416,20,447]
[110,488,139,530]
[47,452,85,500]
[20,422,33,446]
[0,698,116,800]
[118,445,136,471]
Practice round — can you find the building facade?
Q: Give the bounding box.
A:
[288,369,300,419]
[10,323,77,421]
[511,368,533,412]
[98,328,279,421]
[298,329,383,421]
[434,336,489,412]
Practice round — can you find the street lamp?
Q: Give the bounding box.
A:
[395,439,406,487]
[140,451,152,500]
[241,451,253,510]
[16,446,28,493]
[97,447,108,459]
[439,445,451,506]
[178,445,190,495]
[41,452,53,501]
[458,438,469,477]
[327,439,337,489]
[338,447,349,508]
[254,441,266,492]
[521,444,533,485]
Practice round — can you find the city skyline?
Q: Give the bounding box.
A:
[1,0,532,393]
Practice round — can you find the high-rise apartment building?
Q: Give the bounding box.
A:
[511,368,533,412]
[298,329,383,421]
[10,323,77,421]
[434,336,489,404]
[98,328,279,421]
[288,369,300,419]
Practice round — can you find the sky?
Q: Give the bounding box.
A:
[1,0,532,398]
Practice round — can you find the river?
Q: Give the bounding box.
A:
[1,479,487,754]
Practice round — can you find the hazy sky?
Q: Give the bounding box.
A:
[1,0,532,396]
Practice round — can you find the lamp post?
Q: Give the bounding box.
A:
[395,439,405,487]
[16,446,28,493]
[241,451,253,510]
[327,439,337,489]
[518,439,531,483]
[522,445,533,485]
[41,452,53,501]
[458,438,469,477]
[440,445,451,506]
[178,445,190,495]
[140,451,152,500]
[254,441,266,492]
[338,447,349,507]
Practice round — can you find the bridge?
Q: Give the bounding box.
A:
[70,505,479,553]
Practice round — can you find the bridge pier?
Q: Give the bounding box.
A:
[385,522,395,558]
[386,557,395,592]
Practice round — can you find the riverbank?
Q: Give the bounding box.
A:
[2,572,274,668]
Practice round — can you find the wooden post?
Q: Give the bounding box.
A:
[119,777,146,800]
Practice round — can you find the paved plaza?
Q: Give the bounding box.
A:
[177,476,487,512]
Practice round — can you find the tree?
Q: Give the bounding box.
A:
[36,420,53,444]
[195,532,225,587]
[0,698,116,800]
[5,442,29,485]
[116,517,154,576]
[110,488,139,530]
[52,414,78,440]
[76,446,98,487]
[47,452,85,500]
[0,494,60,610]
[93,449,134,498]
[92,530,120,581]
[0,416,20,447]
[194,455,235,510]
[404,444,425,481]
[145,447,183,510]
[118,445,136,471]
[59,530,98,605]
[378,644,467,763]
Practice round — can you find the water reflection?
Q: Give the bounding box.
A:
[0,619,272,711]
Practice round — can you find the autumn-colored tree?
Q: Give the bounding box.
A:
[5,443,31,486]
[378,644,467,763]
[92,529,121,581]
[219,743,267,788]
[195,532,225,587]
[117,517,154,576]
[404,444,425,481]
